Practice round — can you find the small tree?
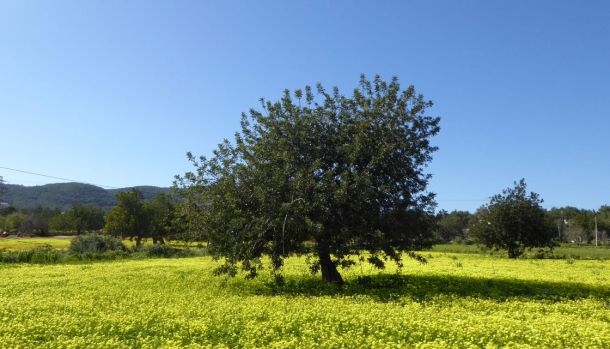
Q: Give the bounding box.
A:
[176,75,440,283]
[143,193,178,245]
[435,210,471,242]
[104,189,149,246]
[595,206,610,244]
[3,212,27,233]
[470,179,556,258]
[61,205,105,234]
[572,210,596,243]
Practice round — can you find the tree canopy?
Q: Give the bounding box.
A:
[435,210,472,242]
[144,193,179,245]
[470,179,556,258]
[104,190,178,246]
[104,189,150,246]
[55,205,105,234]
[176,75,440,283]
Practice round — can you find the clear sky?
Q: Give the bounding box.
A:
[1,0,608,212]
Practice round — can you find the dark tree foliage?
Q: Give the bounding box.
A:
[104,189,149,246]
[470,179,556,258]
[144,193,179,245]
[8,207,61,236]
[597,206,610,234]
[64,205,105,234]
[0,176,5,198]
[69,233,126,254]
[546,206,581,242]
[572,210,596,242]
[435,210,472,242]
[546,206,603,243]
[176,75,440,283]
[0,206,17,217]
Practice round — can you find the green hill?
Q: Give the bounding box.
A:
[1,183,170,210]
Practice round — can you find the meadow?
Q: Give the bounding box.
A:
[0,236,192,252]
[0,237,73,251]
[0,251,608,348]
[432,243,610,260]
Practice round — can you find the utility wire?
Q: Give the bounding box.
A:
[0,165,119,189]
[0,165,491,201]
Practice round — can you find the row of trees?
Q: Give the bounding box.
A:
[0,189,182,246]
[104,190,180,246]
[0,205,104,235]
[435,201,610,245]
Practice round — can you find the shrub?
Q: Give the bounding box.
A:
[69,234,126,254]
[136,244,180,258]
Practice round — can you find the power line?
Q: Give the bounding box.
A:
[0,165,492,202]
[0,166,119,189]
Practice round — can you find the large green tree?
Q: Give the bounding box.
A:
[470,179,556,258]
[104,189,149,246]
[176,75,440,283]
[61,205,105,234]
[143,193,178,245]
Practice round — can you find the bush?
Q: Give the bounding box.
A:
[135,244,180,258]
[69,234,126,254]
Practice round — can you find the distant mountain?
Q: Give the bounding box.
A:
[1,183,170,210]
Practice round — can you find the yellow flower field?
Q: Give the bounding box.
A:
[0,253,608,348]
[0,237,73,251]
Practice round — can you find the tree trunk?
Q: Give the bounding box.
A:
[507,245,518,259]
[152,235,165,245]
[318,240,343,284]
[135,236,142,248]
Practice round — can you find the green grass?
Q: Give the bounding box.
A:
[0,253,608,348]
[432,243,610,259]
[0,237,189,252]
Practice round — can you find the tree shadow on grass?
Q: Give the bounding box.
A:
[236,273,610,303]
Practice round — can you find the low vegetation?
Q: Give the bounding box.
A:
[0,237,72,251]
[0,235,200,264]
[68,234,127,254]
[433,243,610,260]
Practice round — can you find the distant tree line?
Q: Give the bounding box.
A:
[434,202,609,246]
[0,189,185,247]
[1,182,607,257]
[0,205,108,236]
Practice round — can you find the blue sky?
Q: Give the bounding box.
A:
[1,0,608,211]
